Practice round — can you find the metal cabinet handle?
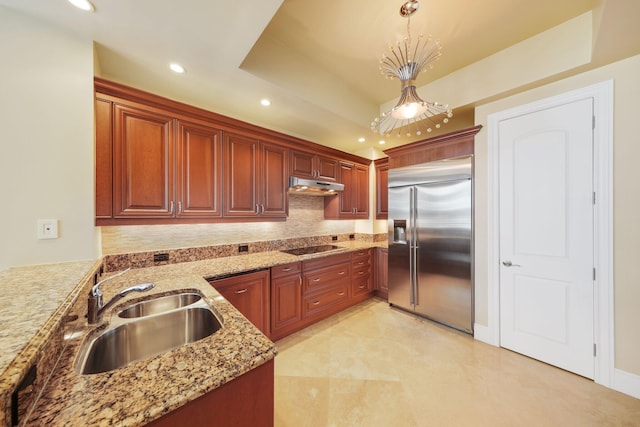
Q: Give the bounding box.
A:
[358,271,364,275]
[338,271,345,275]
[313,300,320,305]
[359,285,365,289]
[502,260,522,267]
[170,201,174,214]
[338,292,345,296]
[178,201,183,213]
[313,278,321,282]
[282,267,292,272]
[234,288,248,294]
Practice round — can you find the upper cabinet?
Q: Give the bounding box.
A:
[290,150,339,182]
[94,78,371,225]
[324,161,369,219]
[223,133,288,219]
[374,158,389,220]
[176,119,223,218]
[113,101,176,218]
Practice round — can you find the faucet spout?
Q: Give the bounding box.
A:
[87,268,155,324]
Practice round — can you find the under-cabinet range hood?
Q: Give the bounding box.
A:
[288,176,344,196]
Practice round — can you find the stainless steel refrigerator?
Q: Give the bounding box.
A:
[388,156,473,334]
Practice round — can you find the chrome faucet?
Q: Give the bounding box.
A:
[87,268,155,324]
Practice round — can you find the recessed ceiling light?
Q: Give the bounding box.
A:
[379,140,386,145]
[169,63,185,74]
[358,137,365,143]
[260,99,271,107]
[68,0,94,12]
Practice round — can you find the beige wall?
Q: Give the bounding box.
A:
[474,54,640,375]
[0,7,96,271]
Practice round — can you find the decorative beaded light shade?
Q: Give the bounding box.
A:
[371,1,453,137]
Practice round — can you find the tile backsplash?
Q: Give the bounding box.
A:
[101,195,357,256]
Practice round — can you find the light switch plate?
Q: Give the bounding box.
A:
[37,219,58,239]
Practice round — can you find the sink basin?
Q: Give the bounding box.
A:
[75,307,222,375]
[117,292,202,318]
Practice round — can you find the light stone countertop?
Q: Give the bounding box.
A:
[1,241,385,426]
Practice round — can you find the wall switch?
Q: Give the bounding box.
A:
[37,219,58,239]
[332,235,338,241]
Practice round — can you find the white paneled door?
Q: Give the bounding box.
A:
[499,98,594,379]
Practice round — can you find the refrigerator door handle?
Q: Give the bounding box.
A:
[412,186,419,307]
[409,187,415,306]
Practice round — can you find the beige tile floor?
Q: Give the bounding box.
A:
[274,298,640,427]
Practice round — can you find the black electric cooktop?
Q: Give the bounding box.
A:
[281,245,341,256]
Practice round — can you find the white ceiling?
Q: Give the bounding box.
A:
[1,0,638,158]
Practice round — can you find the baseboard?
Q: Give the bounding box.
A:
[612,368,640,399]
[473,323,495,345]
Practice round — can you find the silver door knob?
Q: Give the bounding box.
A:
[502,260,521,267]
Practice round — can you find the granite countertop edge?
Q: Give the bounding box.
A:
[4,242,384,426]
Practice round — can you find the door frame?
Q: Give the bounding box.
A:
[486,80,614,387]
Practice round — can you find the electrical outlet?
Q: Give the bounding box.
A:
[332,235,338,241]
[154,253,169,262]
[37,219,58,239]
[349,234,355,240]
[238,245,249,253]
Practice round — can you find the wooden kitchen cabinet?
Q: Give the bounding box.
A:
[351,249,372,300]
[223,133,288,219]
[113,101,175,218]
[290,150,338,182]
[95,98,113,219]
[270,262,303,341]
[324,161,369,219]
[374,247,389,299]
[148,359,274,427]
[301,253,351,321]
[97,96,224,222]
[209,269,271,337]
[175,119,223,218]
[374,158,389,220]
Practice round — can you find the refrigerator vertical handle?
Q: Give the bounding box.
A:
[408,187,415,305]
[412,186,419,307]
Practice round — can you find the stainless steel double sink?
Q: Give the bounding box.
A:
[75,291,223,375]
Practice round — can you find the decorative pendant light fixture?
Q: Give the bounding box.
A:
[371,1,452,137]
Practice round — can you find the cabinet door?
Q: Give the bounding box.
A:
[261,142,288,217]
[176,120,222,218]
[375,247,389,298]
[353,163,369,218]
[315,156,338,182]
[271,273,302,339]
[337,162,355,216]
[113,103,175,218]
[375,160,389,219]
[210,270,270,337]
[95,98,113,219]
[223,133,259,217]
[290,150,315,179]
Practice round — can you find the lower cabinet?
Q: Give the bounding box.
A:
[148,359,274,427]
[209,269,271,338]
[270,262,302,341]
[374,247,389,300]
[351,248,372,301]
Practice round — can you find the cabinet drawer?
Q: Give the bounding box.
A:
[303,252,351,272]
[303,262,350,295]
[351,265,370,280]
[302,280,349,318]
[271,262,302,279]
[351,249,371,263]
[352,276,372,297]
